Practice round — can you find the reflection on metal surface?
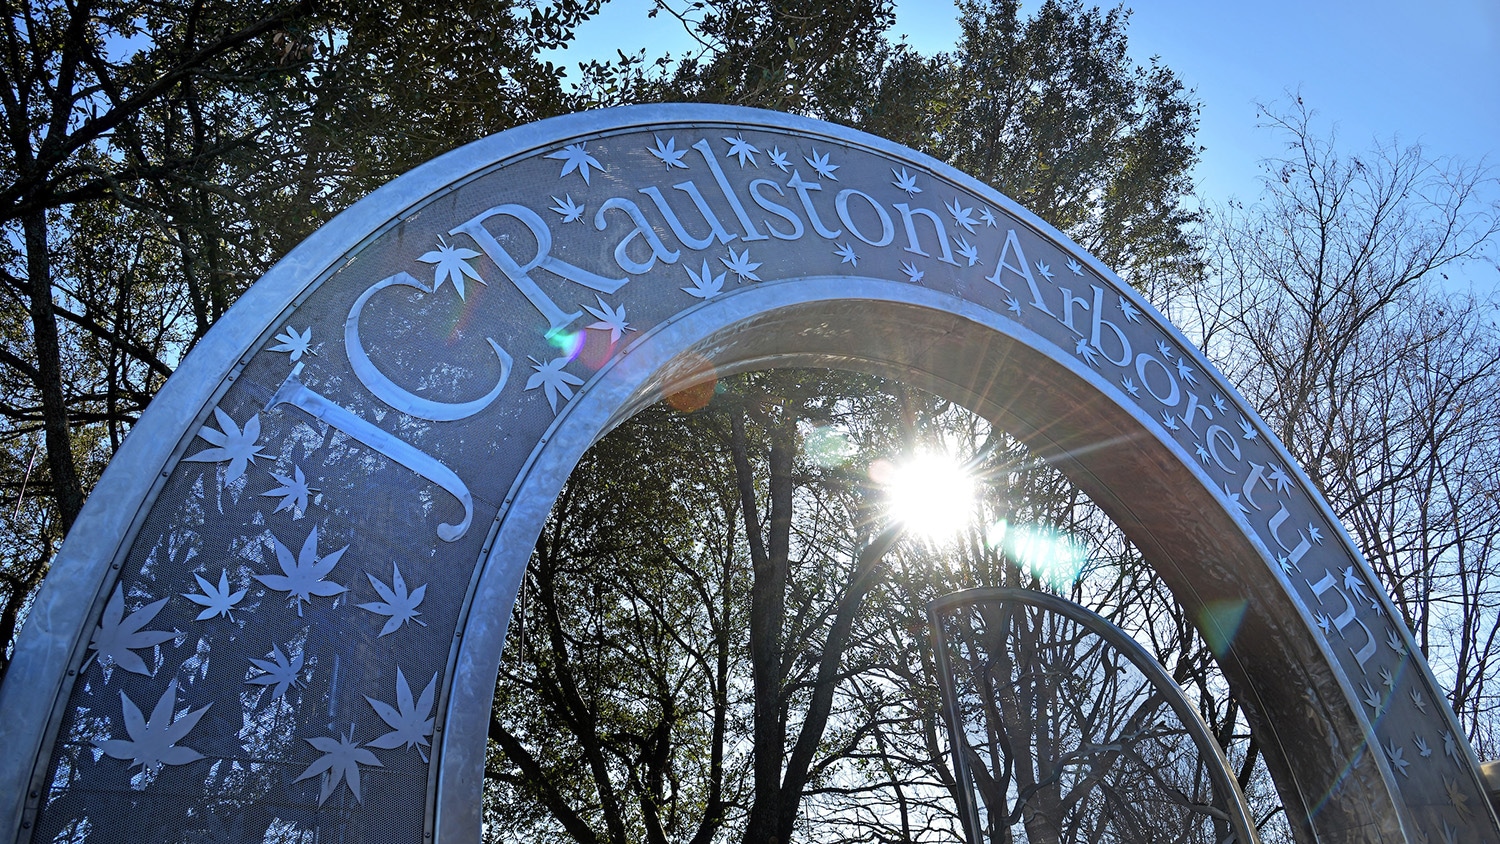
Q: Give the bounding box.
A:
[930,588,1260,844]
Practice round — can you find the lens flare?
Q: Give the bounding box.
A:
[547,329,585,361]
[988,519,1087,589]
[801,422,855,468]
[884,452,977,540]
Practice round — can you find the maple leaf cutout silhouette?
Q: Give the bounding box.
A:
[545,141,603,184]
[583,297,631,344]
[724,134,760,167]
[721,247,762,282]
[185,408,265,484]
[359,563,427,636]
[803,147,839,180]
[296,728,382,805]
[648,134,688,169]
[255,526,347,616]
[418,236,485,300]
[549,194,585,224]
[89,584,178,676]
[365,668,438,762]
[682,259,725,299]
[247,644,305,700]
[261,465,316,517]
[270,326,314,361]
[525,355,584,413]
[183,569,247,621]
[95,679,210,775]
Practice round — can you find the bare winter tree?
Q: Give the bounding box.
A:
[1179,100,1500,754]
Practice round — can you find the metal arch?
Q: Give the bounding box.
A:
[928,587,1262,844]
[0,104,1492,844]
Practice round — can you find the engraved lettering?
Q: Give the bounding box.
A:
[1089,286,1132,366]
[1205,424,1241,473]
[639,181,736,251]
[892,203,958,265]
[345,273,512,422]
[267,363,474,541]
[750,179,804,240]
[1134,353,1181,407]
[692,139,768,241]
[595,197,680,274]
[786,170,841,239]
[451,204,627,335]
[835,189,895,247]
[986,229,1054,316]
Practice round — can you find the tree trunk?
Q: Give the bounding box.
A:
[23,209,85,532]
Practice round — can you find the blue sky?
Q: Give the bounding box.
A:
[548,0,1500,292]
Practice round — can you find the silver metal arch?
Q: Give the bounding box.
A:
[0,104,1493,844]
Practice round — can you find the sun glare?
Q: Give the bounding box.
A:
[883,452,978,540]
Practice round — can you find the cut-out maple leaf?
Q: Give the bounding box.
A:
[296,728,382,805]
[953,236,980,266]
[724,134,760,167]
[1383,740,1409,777]
[1174,357,1198,385]
[270,326,314,361]
[583,297,632,344]
[89,584,178,676]
[261,465,316,517]
[944,198,978,232]
[94,679,210,775]
[648,134,688,169]
[365,668,438,762]
[183,570,247,621]
[525,355,584,413]
[418,236,484,300]
[545,141,603,184]
[721,247,762,282]
[359,563,427,637]
[247,643,305,700]
[549,194,584,224]
[803,147,839,180]
[891,167,920,196]
[682,259,725,299]
[254,526,347,617]
[185,408,265,484]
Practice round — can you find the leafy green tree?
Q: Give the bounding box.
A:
[922,0,1202,292]
[0,0,602,680]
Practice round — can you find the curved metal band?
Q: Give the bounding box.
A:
[928,586,1261,843]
